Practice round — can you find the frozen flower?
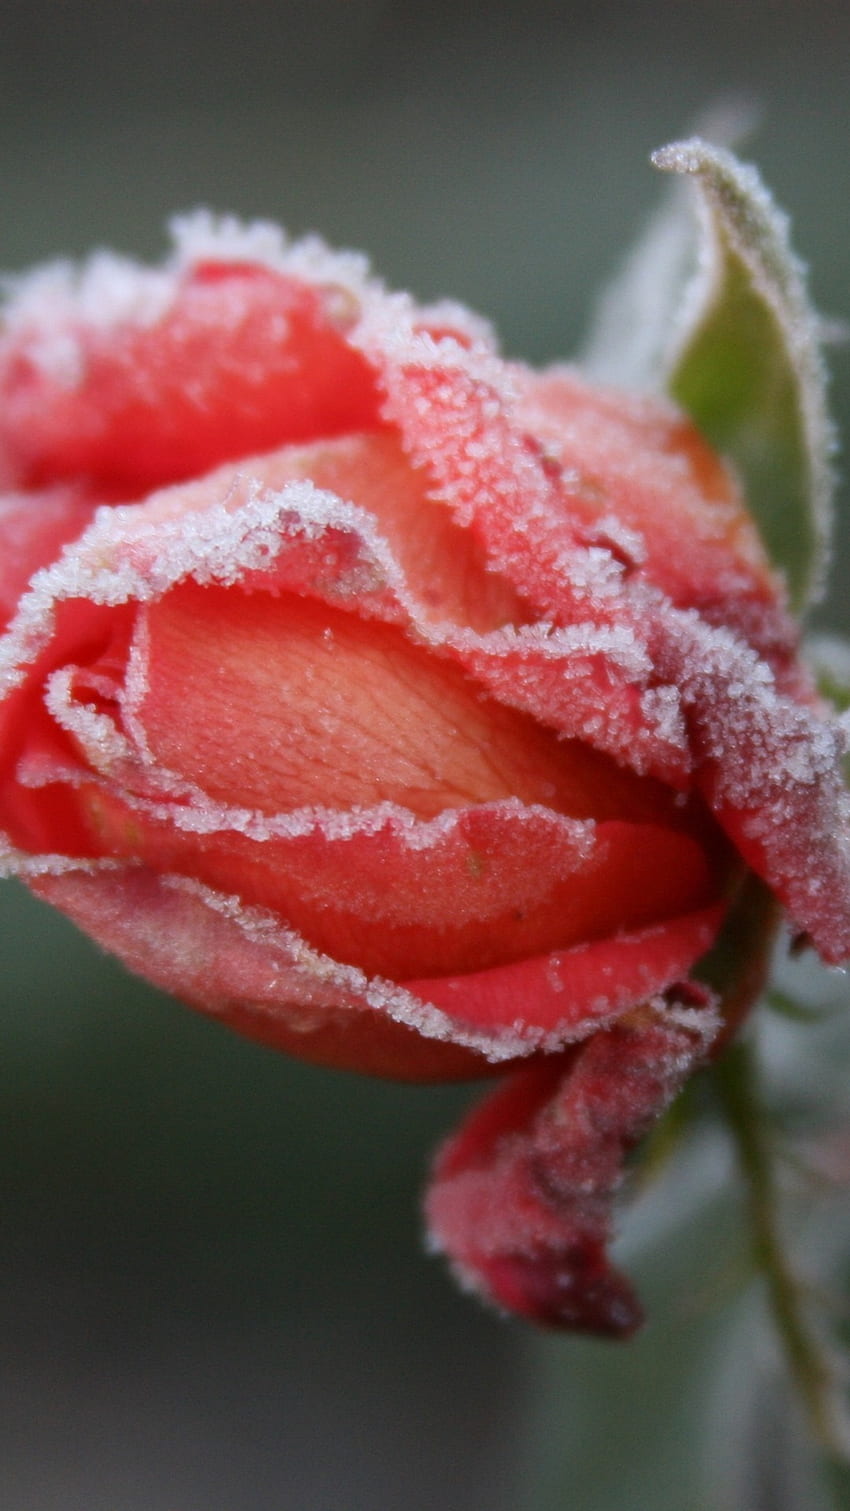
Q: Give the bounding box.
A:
[1,152,847,1330]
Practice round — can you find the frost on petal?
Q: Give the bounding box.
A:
[0,455,726,933]
[0,486,97,631]
[425,994,719,1332]
[57,776,721,986]
[129,575,709,824]
[0,472,409,862]
[447,623,692,783]
[0,261,382,494]
[203,431,529,634]
[404,903,723,1047]
[0,471,404,712]
[130,583,558,819]
[26,864,494,1078]
[515,367,784,626]
[28,864,679,1080]
[362,328,609,615]
[658,607,850,963]
[358,326,701,778]
[0,595,137,860]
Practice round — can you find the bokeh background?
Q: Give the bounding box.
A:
[1,3,849,1508]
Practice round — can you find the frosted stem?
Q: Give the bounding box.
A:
[714,1037,850,1472]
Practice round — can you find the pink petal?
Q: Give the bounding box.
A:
[30,864,685,1080]
[656,608,850,963]
[425,993,719,1332]
[516,369,782,621]
[0,263,381,494]
[404,903,723,1041]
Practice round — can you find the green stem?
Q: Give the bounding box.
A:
[714,1036,849,1467]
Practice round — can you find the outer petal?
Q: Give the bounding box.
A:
[656,607,850,963]
[0,216,494,498]
[403,904,722,1040]
[515,368,783,624]
[27,865,499,1080]
[0,261,381,494]
[27,863,722,1080]
[425,994,719,1332]
[355,316,695,780]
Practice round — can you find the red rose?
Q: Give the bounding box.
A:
[0,213,847,1332]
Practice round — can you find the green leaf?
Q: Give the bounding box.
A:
[652,138,835,613]
[579,103,758,393]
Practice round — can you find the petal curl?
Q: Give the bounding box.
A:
[424,994,719,1332]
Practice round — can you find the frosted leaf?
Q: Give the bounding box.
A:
[583,138,833,612]
[579,99,759,390]
[652,138,835,611]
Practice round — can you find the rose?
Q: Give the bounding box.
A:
[1,213,848,1333]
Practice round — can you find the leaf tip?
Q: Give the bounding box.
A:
[650,137,708,177]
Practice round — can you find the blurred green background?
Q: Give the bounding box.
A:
[1,3,849,1507]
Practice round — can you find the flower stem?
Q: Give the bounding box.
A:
[713,1036,849,1469]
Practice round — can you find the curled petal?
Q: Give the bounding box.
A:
[424,994,719,1333]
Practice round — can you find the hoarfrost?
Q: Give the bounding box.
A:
[1,254,176,382]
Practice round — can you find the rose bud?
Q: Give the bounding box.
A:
[1,156,848,1334]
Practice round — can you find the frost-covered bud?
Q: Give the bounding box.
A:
[0,198,847,1332]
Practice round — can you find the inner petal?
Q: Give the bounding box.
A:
[130,580,699,827]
